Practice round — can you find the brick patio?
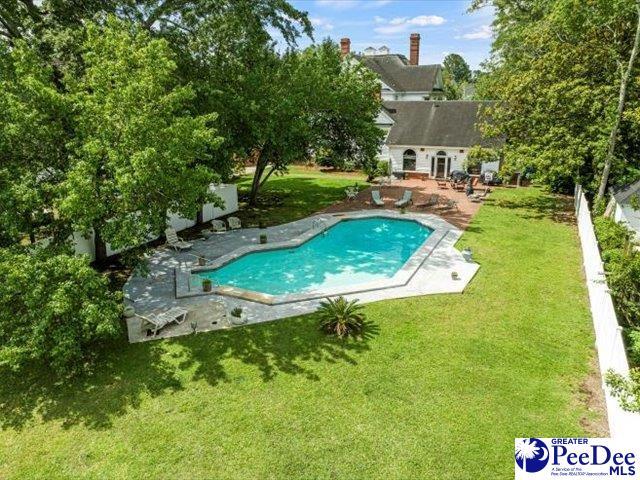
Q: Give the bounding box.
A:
[322,178,487,229]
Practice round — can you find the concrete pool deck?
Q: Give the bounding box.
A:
[124,210,479,343]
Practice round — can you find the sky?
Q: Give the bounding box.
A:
[285,0,495,69]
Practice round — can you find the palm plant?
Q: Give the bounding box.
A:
[317,296,366,338]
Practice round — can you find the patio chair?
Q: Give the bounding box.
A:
[345,187,358,201]
[227,216,242,230]
[211,219,227,232]
[139,306,189,337]
[469,188,491,203]
[165,228,193,251]
[443,199,459,211]
[395,189,413,208]
[436,179,448,189]
[371,190,385,207]
[417,193,439,208]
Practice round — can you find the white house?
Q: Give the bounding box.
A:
[382,101,500,177]
[607,179,640,240]
[341,33,501,178]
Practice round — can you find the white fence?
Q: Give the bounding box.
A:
[71,183,238,261]
[574,185,640,439]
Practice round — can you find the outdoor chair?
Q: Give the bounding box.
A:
[395,189,413,208]
[417,193,439,208]
[436,179,448,189]
[345,187,358,201]
[443,199,459,210]
[227,216,242,230]
[371,190,385,207]
[164,228,193,251]
[139,306,189,337]
[469,188,491,203]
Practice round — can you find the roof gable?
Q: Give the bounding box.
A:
[358,54,442,92]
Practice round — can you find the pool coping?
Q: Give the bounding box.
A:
[175,210,454,305]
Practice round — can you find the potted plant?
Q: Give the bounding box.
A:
[461,247,473,262]
[202,278,212,292]
[259,233,267,244]
[198,256,206,266]
[451,271,460,280]
[400,206,406,214]
[230,307,247,325]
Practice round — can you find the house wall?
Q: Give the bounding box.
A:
[381,91,444,101]
[388,146,498,176]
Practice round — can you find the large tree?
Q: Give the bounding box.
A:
[0,41,69,247]
[58,17,222,262]
[246,41,383,205]
[472,0,640,193]
[443,53,471,84]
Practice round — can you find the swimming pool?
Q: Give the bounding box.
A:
[197,217,433,296]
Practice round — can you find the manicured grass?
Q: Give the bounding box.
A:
[232,165,369,226]
[0,185,603,479]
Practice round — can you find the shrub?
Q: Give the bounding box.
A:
[0,248,121,376]
[626,328,640,366]
[231,307,243,318]
[606,368,640,413]
[593,216,640,328]
[463,146,498,173]
[317,296,366,338]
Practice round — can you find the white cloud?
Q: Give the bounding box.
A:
[310,16,335,31]
[374,15,445,35]
[460,24,492,40]
[364,0,393,8]
[316,0,360,10]
[373,15,386,24]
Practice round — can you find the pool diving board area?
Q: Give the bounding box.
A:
[175,210,476,305]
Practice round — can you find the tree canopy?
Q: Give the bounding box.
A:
[472,0,640,193]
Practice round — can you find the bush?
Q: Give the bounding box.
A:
[606,368,640,413]
[317,296,366,338]
[463,146,498,173]
[0,248,121,376]
[626,328,640,366]
[593,216,640,328]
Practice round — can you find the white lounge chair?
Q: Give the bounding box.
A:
[371,190,384,207]
[227,216,242,230]
[395,189,413,208]
[211,219,226,233]
[139,306,189,336]
[165,228,193,251]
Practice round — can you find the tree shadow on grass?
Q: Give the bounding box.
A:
[174,316,379,386]
[0,340,183,431]
[0,315,378,431]
[235,177,359,227]
[492,192,575,225]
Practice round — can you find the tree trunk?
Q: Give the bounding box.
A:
[248,161,267,207]
[94,226,107,265]
[596,1,640,203]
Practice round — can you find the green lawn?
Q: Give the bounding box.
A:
[0,183,603,479]
[232,165,369,227]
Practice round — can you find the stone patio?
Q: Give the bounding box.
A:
[323,177,485,229]
[124,208,480,343]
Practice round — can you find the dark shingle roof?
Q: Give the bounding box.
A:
[613,179,640,203]
[358,54,441,92]
[384,101,499,147]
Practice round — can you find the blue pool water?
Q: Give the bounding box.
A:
[198,217,432,295]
